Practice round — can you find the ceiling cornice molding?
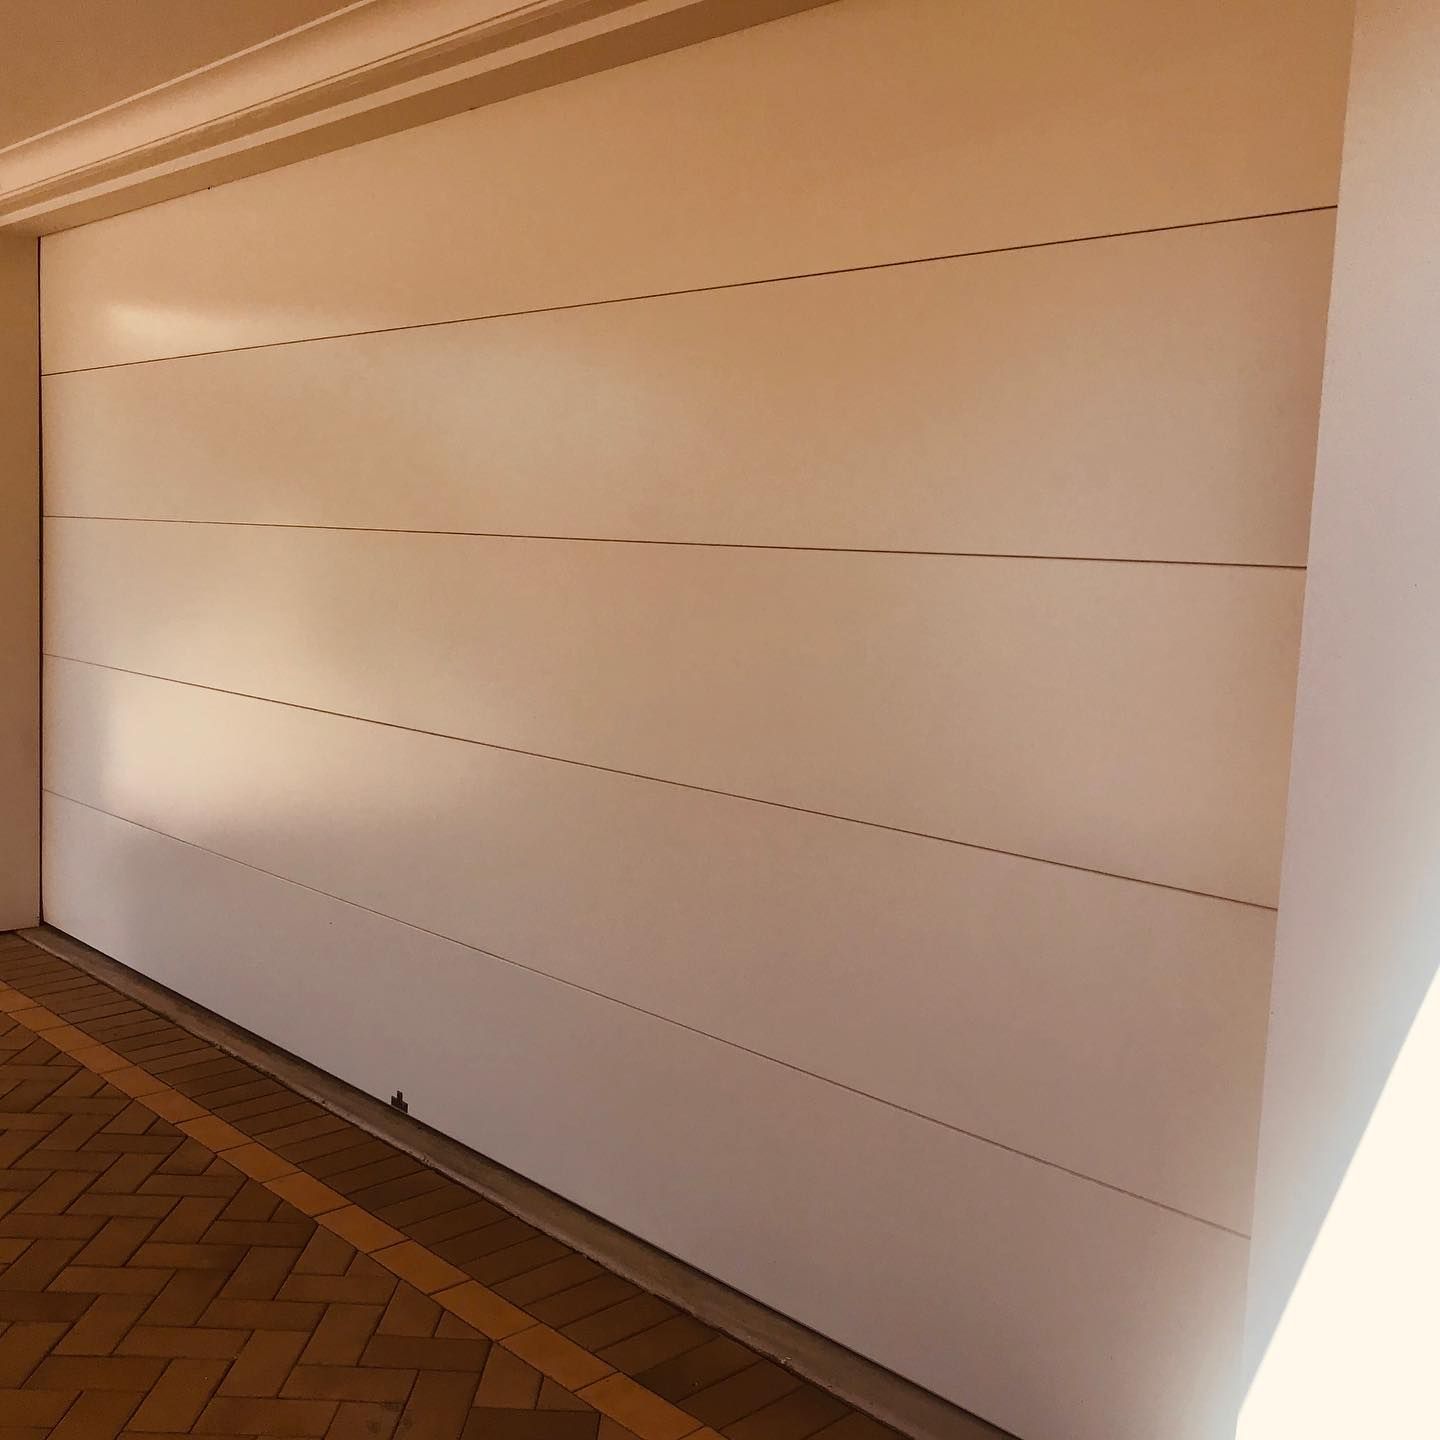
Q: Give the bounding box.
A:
[0,0,834,235]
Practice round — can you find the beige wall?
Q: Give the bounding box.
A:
[37,2,1353,1436]
[0,235,38,930]
[1241,0,1440,1432]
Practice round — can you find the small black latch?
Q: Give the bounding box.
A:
[390,1090,409,1114]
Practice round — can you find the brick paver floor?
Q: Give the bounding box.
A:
[0,932,906,1440]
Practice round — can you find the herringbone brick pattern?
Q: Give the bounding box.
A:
[0,934,903,1440]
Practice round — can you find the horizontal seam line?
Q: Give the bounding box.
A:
[45,653,1279,913]
[41,786,1251,1241]
[40,203,1337,377]
[42,517,1308,568]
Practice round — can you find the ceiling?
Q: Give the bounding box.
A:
[0,0,354,151]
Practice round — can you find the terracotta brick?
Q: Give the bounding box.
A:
[126,1356,229,1431]
[541,1377,596,1411]
[131,1242,247,1272]
[326,1400,405,1440]
[684,1364,802,1430]
[205,1218,311,1246]
[299,1303,385,1366]
[194,1395,341,1434]
[41,1025,97,1052]
[565,1297,678,1353]
[74,1216,159,1267]
[398,1369,479,1440]
[377,1284,443,1337]
[218,1184,280,1224]
[599,1417,650,1440]
[0,1209,101,1237]
[266,1171,347,1217]
[0,1387,83,1428]
[378,1184,478,1228]
[472,1236,573,1286]
[141,1268,231,1327]
[294,1226,359,1277]
[437,1309,483,1340]
[279,1268,397,1304]
[201,1297,325,1331]
[504,1325,614,1391]
[123,1037,213,1066]
[137,1089,209,1124]
[28,1352,167,1390]
[463,1410,601,1440]
[51,1293,152,1357]
[601,1317,716,1377]
[532,1276,642,1329]
[353,1169,448,1212]
[498,1255,604,1313]
[50,1264,172,1295]
[116,1325,248,1358]
[47,1388,142,1440]
[0,951,877,1440]
[11,1006,64,1031]
[308,1141,394,1178]
[256,1114,352,1149]
[217,1329,310,1397]
[106,1067,169,1100]
[436,1281,535,1340]
[372,1239,469,1294]
[276,1126,371,1164]
[636,1338,756,1404]
[438,1216,537,1266]
[224,1142,297,1183]
[0,1319,66,1384]
[808,1413,906,1440]
[283,1363,416,1402]
[245,1100,326,1132]
[167,1058,254,1089]
[200,1078,284,1110]
[724,1385,850,1440]
[178,1116,249,1152]
[220,1244,305,1300]
[317,1205,404,1254]
[579,1373,702,1440]
[91,1152,166,1194]
[475,1344,544,1409]
[326,1155,422,1193]
[362,1332,491,1372]
[0,1236,83,1289]
[149,1196,227,1244]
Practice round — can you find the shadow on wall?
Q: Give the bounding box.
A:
[48,751,1233,1440]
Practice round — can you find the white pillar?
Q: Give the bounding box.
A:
[1240,1,1440,1433]
[0,235,39,930]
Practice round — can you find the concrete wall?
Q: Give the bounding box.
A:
[37,2,1354,1435]
[0,235,38,930]
[1241,1,1440,1433]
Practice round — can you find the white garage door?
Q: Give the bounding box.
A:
[37,2,1352,1436]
